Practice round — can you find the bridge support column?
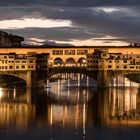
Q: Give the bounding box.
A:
[26,71,38,87]
[26,87,32,104]
[26,71,32,87]
[97,70,109,88]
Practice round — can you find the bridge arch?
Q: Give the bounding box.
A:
[0,74,26,86]
[0,71,34,87]
[65,58,76,66]
[77,57,86,66]
[53,57,64,66]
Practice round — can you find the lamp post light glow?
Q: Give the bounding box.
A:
[83,59,86,63]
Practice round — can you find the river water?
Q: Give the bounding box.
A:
[0,73,140,140]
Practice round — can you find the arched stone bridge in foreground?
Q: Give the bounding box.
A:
[0,70,48,87]
[49,67,140,88]
[0,67,140,87]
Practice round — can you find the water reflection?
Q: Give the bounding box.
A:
[0,87,35,136]
[0,74,140,139]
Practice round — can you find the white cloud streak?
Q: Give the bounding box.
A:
[0,18,72,29]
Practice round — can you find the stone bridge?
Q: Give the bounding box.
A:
[48,67,97,79]
[0,70,48,87]
[49,67,140,88]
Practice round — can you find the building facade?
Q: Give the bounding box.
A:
[0,31,24,47]
[0,52,49,72]
[87,48,140,71]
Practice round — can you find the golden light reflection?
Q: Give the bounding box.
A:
[13,87,16,100]
[0,88,3,102]
[83,103,86,138]
[50,105,53,126]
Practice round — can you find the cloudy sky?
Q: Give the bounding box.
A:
[0,0,140,46]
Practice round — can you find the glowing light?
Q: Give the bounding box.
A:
[0,18,72,29]
[50,105,53,125]
[0,88,3,101]
[82,59,86,63]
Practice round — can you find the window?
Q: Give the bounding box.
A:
[22,65,25,69]
[124,66,127,69]
[9,56,14,58]
[130,66,134,69]
[116,66,119,68]
[52,50,63,55]
[15,60,20,63]
[29,61,33,63]
[108,65,112,68]
[77,50,87,55]
[9,66,13,69]
[123,60,127,63]
[5,66,7,69]
[16,66,19,69]
[22,61,26,63]
[65,50,75,55]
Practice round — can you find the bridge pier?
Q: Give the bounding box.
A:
[97,70,109,88]
[26,71,32,87]
[26,71,40,87]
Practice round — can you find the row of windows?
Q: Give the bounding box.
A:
[87,66,98,69]
[0,60,34,63]
[0,65,34,70]
[87,55,98,58]
[0,55,15,59]
[87,60,98,63]
[52,50,87,55]
[87,65,140,69]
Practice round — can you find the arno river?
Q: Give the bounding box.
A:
[0,73,140,140]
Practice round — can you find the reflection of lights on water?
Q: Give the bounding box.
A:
[75,104,79,129]
[68,78,70,99]
[13,86,16,99]
[0,88,3,102]
[57,79,60,99]
[50,105,53,125]
[83,103,86,139]
[77,74,80,87]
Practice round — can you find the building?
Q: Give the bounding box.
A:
[0,52,49,71]
[0,30,24,47]
[87,48,140,71]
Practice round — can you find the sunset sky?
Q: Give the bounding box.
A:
[0,0,140,46]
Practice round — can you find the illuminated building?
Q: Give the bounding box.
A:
[87,48,140,71]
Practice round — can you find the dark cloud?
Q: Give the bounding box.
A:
[0,0,140,7]
[5,27,103,41]
[0,0,140,45]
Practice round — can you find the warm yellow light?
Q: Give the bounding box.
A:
[0,88,3,98]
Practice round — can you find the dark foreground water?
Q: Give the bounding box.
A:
[0,73,140,140]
